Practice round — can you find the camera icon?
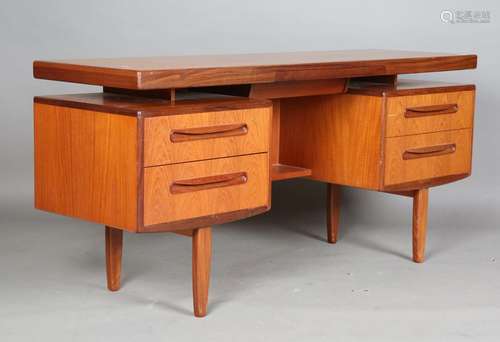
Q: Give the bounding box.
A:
[441,10,455,24]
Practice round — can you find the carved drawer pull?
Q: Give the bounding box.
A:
[405,104,458,118]
[403,143,456,160]
[170,172,248,194]
[170,123,248,142]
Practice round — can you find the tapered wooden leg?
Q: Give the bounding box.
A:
[412,189,429,263]
[327,184,341,244]
[192,227,212,317]
[105,226,123,291]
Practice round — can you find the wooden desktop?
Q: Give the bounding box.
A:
[33,50,477,317]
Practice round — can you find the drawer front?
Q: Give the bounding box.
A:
[144,107,271,166]
[144,153,269,226]
[384,129,472,187]
[385,90,474,137]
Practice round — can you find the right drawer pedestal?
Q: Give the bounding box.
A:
[279,81,476,264]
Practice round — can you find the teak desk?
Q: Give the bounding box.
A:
[33,50,477,317]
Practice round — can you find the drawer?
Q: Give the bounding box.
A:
[143,153,269,226]
[144,107,271,166]
[384,129,472,187]
[385,90,474,137]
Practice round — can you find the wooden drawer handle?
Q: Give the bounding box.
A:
[403,143,456,160]
[170,172,248,194]
[405,104,458,118]
[170,123,248,143]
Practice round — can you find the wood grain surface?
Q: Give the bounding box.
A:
[105,226,123,291]
[412,189,429,263]
[280,94,384,190]
[384,129,472,187]
[271,164,312,181]
[192,227,212,317]
[385,90,475,137]
[249,79,347,99]
[143,153,269,226]
[326,184,341,244]
[34,92,271,117]
[144,107,271,166]
[34,103,138,231]
[34,50,477,89]
[348,79,475,97]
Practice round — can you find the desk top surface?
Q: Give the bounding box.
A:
[34,50,477,90]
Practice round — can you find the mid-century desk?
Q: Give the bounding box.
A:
[33,50,477,317]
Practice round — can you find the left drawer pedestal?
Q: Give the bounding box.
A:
[34,93,272,317]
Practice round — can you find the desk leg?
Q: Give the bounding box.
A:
[412,189,429,263]
[192,226,212,317]
[327,184,341,243]
[105,226,123,291]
